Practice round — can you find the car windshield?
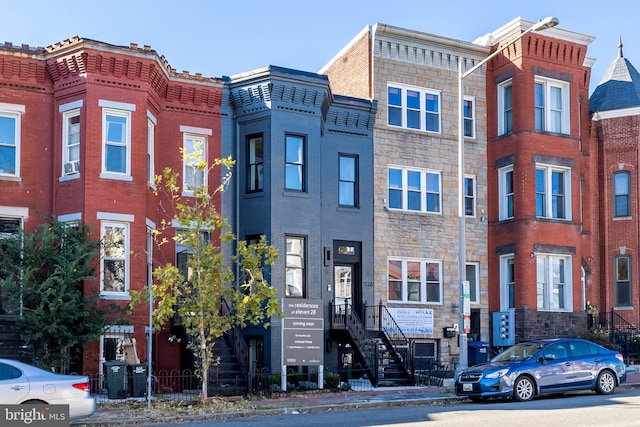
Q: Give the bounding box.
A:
[491,342,544,362]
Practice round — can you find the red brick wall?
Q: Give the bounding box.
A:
[594,115,640,324]
[0,39,224,373]
[486,32,595,318]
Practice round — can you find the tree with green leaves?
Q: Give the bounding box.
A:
[0,217,110,373]
[132,150,281,400]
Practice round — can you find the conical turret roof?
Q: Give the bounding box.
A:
[590,36,640,113]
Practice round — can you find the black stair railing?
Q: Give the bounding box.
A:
[595,310,640,365]
[221,298,250,386]
[330,300,378,385]
[378,304,412,376]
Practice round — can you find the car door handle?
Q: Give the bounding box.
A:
[564,362,571,366]
[11,385,24,391]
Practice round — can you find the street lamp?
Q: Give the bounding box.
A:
[456,16,559,373]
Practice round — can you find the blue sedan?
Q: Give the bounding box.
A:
[455,338,627,402]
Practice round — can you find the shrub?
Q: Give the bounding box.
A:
[298,381,318,391]
[324,372,340,389]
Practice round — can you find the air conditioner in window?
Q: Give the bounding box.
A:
[63,160,80,175]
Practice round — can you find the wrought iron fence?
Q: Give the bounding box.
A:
[88,369,201,404]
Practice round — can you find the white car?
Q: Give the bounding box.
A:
[0,358,96,419]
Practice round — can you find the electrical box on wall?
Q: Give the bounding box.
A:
[492,310,515,346]
[443,327,457,338]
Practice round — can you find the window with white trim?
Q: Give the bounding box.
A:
[63,109,80,176]
[0,103,24,177]
[388,167,441,213]
[498,79,513,135]
[464,175,476,217]
[463,97,475,138]
[534,77,570,134]
[536,254,572,311]
[388,258,442,303]
[388,84,440,132]
[101,222,128,295]
[536,165,571,220]
[500,255,515,310]
[285,236,305,297]
[183,134,207,194]
[499,166,514,220]
[102,108,131,176]
[615,255,632,307]
[147,116,155,185]
[466,263,480,304]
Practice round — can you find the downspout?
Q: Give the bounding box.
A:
[235,120,241,283]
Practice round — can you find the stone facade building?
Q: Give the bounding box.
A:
[321,24,490,365]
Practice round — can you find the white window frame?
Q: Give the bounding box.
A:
[388,166,441,214]
[182,133,207,195]
[534,76,570,135]
[285,235,306,298]
[536,164,571,220]
[100,100,134,180]
[498,165,514,220]
[387,83,441,133]
[500,254,515,311]
[0,103,24,178]
[180,125,211,196]
[60,100,83,179]
[536,253,573,312]
[100,219,130,299]
[466,262,480,304]
[147,111,156,187]
[464,175,476,218]
[387,258,442,304]
[497,79,512,136]
[463,96,476,139]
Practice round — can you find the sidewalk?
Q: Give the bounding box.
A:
[73,367,640,426]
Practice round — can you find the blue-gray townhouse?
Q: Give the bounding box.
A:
[222,66,377,377]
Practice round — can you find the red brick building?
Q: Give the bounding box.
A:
[590,39,640,327]
[482,18,598,342]
[0,37,224,374]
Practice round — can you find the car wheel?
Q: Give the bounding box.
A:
[596,370,616,395]
[22,399,48,405]
[513,376,535,402]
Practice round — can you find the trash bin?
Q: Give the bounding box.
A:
[468,341,491,366]
[129,363,148,398]
[104,360,128,399]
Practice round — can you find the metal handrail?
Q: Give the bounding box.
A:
[378,304,412,375]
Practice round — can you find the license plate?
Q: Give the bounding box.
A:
[463,383,473,392]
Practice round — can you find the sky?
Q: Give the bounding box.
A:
[2,0,638,94]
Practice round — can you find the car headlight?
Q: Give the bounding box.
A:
[485,368,509,379]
